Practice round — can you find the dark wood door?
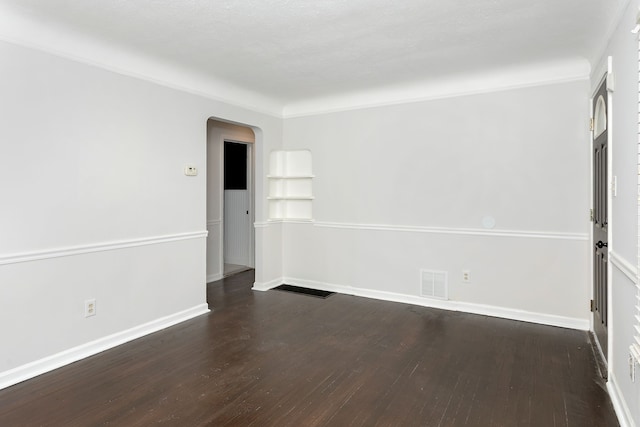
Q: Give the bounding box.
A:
[592,77,608,361]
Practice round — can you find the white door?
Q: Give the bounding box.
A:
[224,189,250,266]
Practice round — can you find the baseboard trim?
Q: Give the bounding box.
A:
[0,231,209,266]
[282,276,589,330]
[207,273,223,283]
[252,278,283,291]
[607,372,634,427]
[0,303,210,391]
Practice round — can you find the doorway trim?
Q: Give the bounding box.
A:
[223,138,255,274]
[206,119,257,283]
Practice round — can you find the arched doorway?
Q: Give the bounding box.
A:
[206,119,256,281]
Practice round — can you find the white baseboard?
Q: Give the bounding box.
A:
[607,372,634,427]
[0,304,210,391]
[207,273,223,283]
[252,278,283,291]
[282,276,589,330]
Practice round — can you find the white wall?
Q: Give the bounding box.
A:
[591,1,640,425]
[206,120,255,282]
[0,40,282,388]
[281,79,591,327]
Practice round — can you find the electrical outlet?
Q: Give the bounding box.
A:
[462,270,471,283]
[84,299,96,317]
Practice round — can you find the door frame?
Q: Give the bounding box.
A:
[222,139,255,270]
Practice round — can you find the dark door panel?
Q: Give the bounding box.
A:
[592,77,608,362]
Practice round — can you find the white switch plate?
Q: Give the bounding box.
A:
[184,165,198,176]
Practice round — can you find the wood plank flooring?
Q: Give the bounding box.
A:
[0,270,619,426]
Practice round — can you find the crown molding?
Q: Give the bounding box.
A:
[0,4,595,121]
[283,58,591,118]
[589,0,633,79]
[0,6,284,118]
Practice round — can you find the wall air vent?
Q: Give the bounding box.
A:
[420,269,448,300]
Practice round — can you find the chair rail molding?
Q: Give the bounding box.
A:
[0,231,208,266]
[609,250,638,284]
[307,221,587,241]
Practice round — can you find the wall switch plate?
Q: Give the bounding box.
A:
[84,299,96,317]
[184,165,198,176]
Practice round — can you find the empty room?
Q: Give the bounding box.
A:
[0,0,639,425]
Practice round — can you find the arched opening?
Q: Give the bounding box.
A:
[206,118,257,282]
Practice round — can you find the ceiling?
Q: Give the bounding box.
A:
[0,0,625,112]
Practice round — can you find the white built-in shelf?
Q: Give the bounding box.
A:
[268,150,313,220]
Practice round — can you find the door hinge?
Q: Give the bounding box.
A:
[590,299,595,312]
[590,118,594,132]
[590,208,594,222]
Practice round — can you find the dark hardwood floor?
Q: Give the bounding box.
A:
[0,270,619,426]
